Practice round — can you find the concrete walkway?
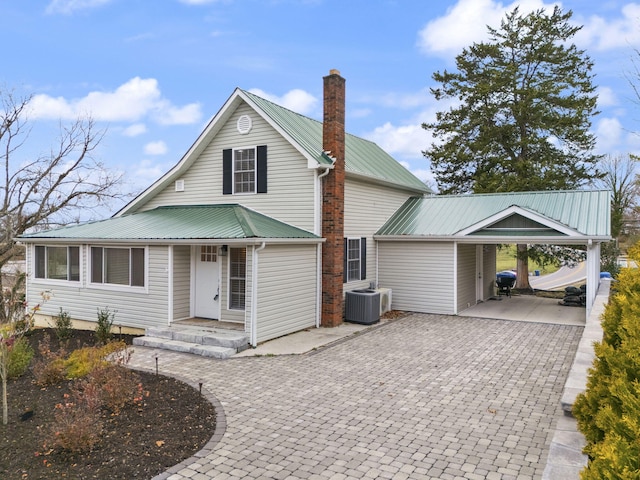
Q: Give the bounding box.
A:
[128,313,584,480]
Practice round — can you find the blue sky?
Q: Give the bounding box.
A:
[4,0,640,214]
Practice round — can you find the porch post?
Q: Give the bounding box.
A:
[585,241,600,316]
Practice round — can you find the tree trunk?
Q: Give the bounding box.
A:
[515,243,532,290]
[1,353,7,425]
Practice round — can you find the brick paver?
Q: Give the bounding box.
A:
[126,314,582,480]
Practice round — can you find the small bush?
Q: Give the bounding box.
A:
[49,393,103,454]
[94,307,115,345]
[63,341,127,379]
[54,308,73,342]
[7,337,34,379]
[32,334,67,386]
[87,364,140,413]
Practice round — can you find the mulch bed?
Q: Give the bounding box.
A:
[1,328,217,480]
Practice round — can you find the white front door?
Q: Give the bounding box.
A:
[194,246,220,319]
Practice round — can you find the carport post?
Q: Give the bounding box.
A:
[585,241,601,316]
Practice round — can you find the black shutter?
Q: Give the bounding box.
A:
[343,238,348,283]
[222,149,232,195]
[257,145,267,193]
[360,237,367,280]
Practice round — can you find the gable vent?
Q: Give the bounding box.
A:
[237,115,252,134]
[175,179,185,192]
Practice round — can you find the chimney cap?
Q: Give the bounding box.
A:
[329,69,341,76]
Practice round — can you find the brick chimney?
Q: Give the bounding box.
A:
[321,69,346,327]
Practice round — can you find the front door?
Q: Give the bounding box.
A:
[194,246,220,319]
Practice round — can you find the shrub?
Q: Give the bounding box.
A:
[94,307,115,345]
[49,392,103,454]
[63,341,127,379]
[7,337,34,379]
[32,334,67,386]
[573,242,640,478]
[87,364,140,413]
[54,308,73,342]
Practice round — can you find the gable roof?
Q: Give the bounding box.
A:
[241,90,431,193]
[375,190,611,244]
[19,205,321,244]
[118,88,430,216]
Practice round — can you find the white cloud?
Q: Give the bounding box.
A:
[28,77,202,126]
[576,3,640,51]
[417,0,558,59]
[364,121,433,159]
[144,141,168,155]
[131,159,168,189]
[248,88,317,115]
[122,123,147,137]
[46,0,112,15]
[595,117,623,153]
[597,86,618,108]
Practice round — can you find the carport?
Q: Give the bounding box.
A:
[374,190,611,320]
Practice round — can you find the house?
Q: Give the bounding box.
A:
[18,70,430,346]
[18,70,611,349]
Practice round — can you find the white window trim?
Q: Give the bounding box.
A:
[87,245,149,293]
[346,237,362,283]
[232,145,257,195]
[32,244,82,285]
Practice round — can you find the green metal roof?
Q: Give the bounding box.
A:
[376,190,611,238]
[19,205,320,242]
[242,89,431,193]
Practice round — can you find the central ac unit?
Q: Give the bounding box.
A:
[376,288,392,314]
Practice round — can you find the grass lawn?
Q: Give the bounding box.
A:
[496,245,559,275]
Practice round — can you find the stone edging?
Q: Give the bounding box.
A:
[126,366,227,480]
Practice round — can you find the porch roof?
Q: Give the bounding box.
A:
[19,204,321,243]
[375,190,611,242]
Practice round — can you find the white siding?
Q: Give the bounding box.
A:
[137,103,317,232]
[26,244,169,330]
[457,244,476,313]
[344,178,416,292]
[377,242,455,314]
[173,245,191,320]
[255,244,317,343]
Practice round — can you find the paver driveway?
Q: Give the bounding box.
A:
[127,313,582,480]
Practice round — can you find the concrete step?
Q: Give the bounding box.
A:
[132,324,250,358]
[132,336,237,359]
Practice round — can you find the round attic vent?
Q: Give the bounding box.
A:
[237,114,252,134]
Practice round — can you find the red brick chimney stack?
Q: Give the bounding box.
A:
[321,69,346,328]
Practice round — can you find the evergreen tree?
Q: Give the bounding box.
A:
[573,242,640,478]
[423,7,601,288]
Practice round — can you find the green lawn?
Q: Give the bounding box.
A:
[496,245,559,275]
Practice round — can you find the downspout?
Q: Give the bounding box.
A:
[316,164,332,328]
[251,241,266,347]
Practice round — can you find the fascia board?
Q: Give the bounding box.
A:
[18,237,324,246]
[455,205,580,237]
[373,235,610,245]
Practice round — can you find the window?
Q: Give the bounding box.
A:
[233,148,256,193]
[91,247,145,287]
[34,246,80,281]
[344,237,367,283]
[200,245,217,262]
[223,145,267,195]
[229,248,246,309]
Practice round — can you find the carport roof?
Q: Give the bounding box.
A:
[376,190,611,241]
[18,204,321,244]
